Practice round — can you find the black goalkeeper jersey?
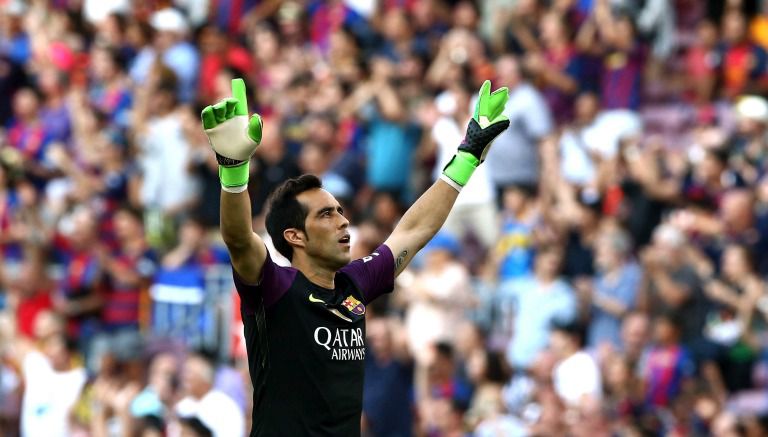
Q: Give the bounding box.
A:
[233,245,395,436]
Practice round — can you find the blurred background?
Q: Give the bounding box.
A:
[3,0,768,435]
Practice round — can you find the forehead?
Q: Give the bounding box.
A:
[296,188,340,212]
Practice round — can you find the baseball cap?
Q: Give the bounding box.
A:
[150,8,189,34]
[424,232,461,257]
[735,95,768,123]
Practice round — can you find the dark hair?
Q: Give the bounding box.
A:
[505,182,538,198]
[435,341,455,360]
[116,204,144,223]
[179,416,213,437]
[551,320,587,348]
[654,309,684,331]
[484,351,510,383]
[265,174,323,260]
[135,415,165,435]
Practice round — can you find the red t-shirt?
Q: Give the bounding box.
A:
[16,291,53,338]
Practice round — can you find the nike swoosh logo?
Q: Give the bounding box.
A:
[308,294,326,304]
[329,308,353,322]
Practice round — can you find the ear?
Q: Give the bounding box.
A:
[283,228,306,250]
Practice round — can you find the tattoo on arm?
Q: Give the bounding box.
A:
[395,250,408,270]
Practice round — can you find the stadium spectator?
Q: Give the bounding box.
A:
[175,353,244,437]
[17,333,87,437]
[484,54,553,193]
[404,232,474,363]
[550,320,602,409]
[586,227,642,349]
[500,243,577,370]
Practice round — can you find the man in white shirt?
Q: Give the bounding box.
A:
[175,353,245,437]
[20,334,87,437]
[549,321,602,407]
[485,55,553,192]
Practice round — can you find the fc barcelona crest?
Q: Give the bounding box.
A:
[342,296,366,315]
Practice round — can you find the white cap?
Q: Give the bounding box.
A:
[150,8,189,34]
[735,95,768,123]
[653,223,686,248]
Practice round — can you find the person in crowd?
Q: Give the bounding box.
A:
[550,320,602,408]
[586,226,642,349]
[404,232,475,364]
[640,312,695,411]
[501,243,577,371]
[175,352,244,437]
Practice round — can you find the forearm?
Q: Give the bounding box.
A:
[385,180,458,275]
[397,180,458,247]
[374,84,405,122]
[220,190,255,249]
[541,69,577,93]
[220,189,267,282]
[593,293,628,317]
[66,293,103,315]
[652,271,690,307]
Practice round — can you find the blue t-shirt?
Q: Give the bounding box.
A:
[587,262,643,348]
[363,349,413,437]
[364,107,421,193]
[496,217,536,281]
[500,276,577,369]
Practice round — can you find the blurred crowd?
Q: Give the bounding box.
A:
[4,0,768,435]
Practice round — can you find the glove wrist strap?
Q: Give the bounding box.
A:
[219,161,249,193]
[441,151,479,191]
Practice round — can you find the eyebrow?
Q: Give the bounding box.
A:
[316,206,344,217]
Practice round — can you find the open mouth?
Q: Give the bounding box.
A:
[338,235,351,244]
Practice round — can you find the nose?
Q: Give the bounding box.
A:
[339,214,349,229]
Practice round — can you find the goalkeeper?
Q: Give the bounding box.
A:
[201,78,510,436]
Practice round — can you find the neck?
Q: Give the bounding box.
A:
[293,255,337,289]
[536,272,556,284]
[563,348,579,358]
[122,236,145,254]
[551,40,567,51]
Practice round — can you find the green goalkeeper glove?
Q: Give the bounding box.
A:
[440,80,510,191]
[201,79,263,193]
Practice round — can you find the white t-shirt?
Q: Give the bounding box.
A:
[553,351,602,407]
[405,263,474,361]
[475,414,528,437]
[139,113,198,213]
[21,352,87,437]
[176,390,245,437]
[584,110,643,159]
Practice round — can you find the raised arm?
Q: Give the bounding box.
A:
[385,81,510,276]
[201,79,267,283]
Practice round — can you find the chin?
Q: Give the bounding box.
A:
[333,253,352,269]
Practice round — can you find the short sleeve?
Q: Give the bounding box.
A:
[339,244,395,304]
[22,351,51,379]
[232,250,296,314]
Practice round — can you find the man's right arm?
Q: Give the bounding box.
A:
[202,79,267,283]
[221,191,267,283]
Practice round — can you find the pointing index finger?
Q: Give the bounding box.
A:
[231,78,248,116]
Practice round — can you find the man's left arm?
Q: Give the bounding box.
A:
[385,80,510,276]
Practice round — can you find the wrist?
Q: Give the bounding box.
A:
[441,151,480,190]
[219,160,249,193]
